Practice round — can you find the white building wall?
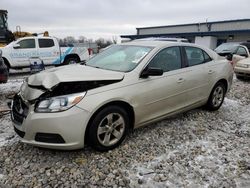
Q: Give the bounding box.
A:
[195,36,217,49]
[137,20,250,35]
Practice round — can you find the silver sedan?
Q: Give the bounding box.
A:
[11,41,234,151]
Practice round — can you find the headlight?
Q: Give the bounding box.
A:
[35,92,86,113]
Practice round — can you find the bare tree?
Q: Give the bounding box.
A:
[95,38,113,49]
[64,36,76,44]
[78,36,87,43]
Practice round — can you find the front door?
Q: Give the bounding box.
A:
[133,46,188,125]
[10,38,38,67]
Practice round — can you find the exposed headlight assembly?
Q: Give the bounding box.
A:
[35,92,86,113]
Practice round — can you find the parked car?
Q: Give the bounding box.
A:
[11,41,234,151]
[214,42,250,57]
[0,49,8,83]
[234,57,250,79]
[214,42,250,65]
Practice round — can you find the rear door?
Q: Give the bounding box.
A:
[38,38,60,65]
[181,46,212,105]
[10,38,37,67]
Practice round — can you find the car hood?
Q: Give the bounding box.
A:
[27,64,125,89]
[236,57,250,65]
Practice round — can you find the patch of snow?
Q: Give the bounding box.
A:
[0,79,23,147]
[0,79,23,94]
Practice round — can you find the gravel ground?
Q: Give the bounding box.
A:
[0,76,249,188]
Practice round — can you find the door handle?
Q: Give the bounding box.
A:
[177,78,184,83]
[208,70,214,74]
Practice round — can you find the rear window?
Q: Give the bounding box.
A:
[185,47,211,66]
[214,43,239,53]
[38,39,54,48]
[241,43,250,51]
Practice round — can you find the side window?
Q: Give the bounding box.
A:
[148,47,182,72]
[17,39,35,49]
[185,47,206,66]
[38,39,55,48]
[236,47,247,56]
[203,51,212,62]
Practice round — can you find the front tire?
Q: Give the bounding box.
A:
[206,82,226,111]
[87,106,129,152]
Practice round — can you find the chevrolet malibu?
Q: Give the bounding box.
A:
[11,41,234,151]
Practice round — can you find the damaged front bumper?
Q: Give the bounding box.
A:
[11,94,91,150]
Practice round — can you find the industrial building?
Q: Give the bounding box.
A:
[121,19,250,49]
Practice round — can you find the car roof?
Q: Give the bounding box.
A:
[133,37,189,42]
[120,40,219,60]
[122,40,203,48]
[16,36,55,40]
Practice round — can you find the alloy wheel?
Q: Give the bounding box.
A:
[97,113,125,147]
[212,86,224,107]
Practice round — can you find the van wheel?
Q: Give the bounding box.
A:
[236,75,244,80]
[206,82,226,111]
[2,59,10,73]
[87,106,129,152]
[64,57,79,65]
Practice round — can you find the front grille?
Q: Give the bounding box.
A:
[14,127,25,138]
[11,94,29,125]
[35,133,65,143]
[237,72,250,77]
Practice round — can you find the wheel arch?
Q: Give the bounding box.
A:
[2,57,11,68]
[84,100,135,144]
[63,54,80,63]
[216,78,228,92]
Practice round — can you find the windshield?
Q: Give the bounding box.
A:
[86,45,152,72]
[0,13,7,29]
[214,43,239,53]
[0,15,4,29]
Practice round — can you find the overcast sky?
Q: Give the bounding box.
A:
[2,0,250,40]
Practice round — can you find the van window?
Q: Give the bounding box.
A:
[17,39,35,49]
[38,39,55,48]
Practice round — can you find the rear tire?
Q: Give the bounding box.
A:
[87,106,129,152]
[64,57,79,65]
[206,82,226,111]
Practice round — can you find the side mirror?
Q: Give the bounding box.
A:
[226,53,233,61]
[13,43,20,49]
[140,67,163,78]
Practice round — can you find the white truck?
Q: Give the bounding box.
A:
[0,36,90,71]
